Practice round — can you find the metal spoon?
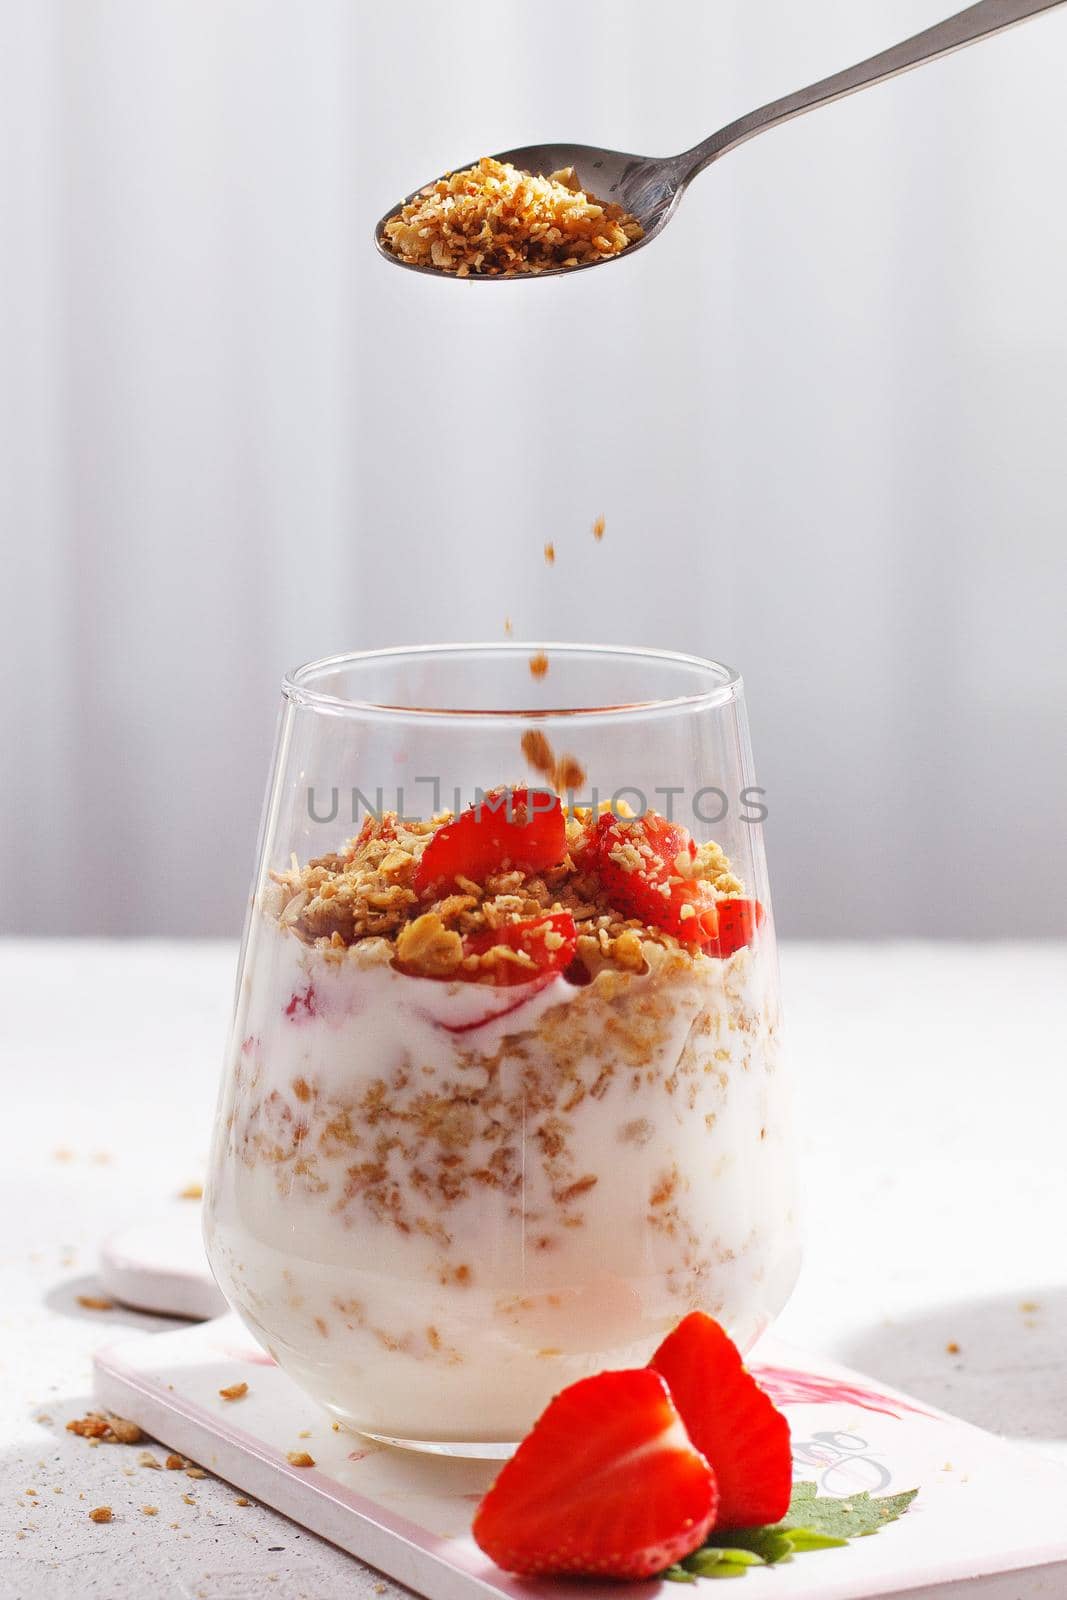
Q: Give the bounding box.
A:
[374,0,1065,280]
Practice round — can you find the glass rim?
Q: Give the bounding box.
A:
[282,643,743,721]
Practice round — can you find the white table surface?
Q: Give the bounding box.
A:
[2,939,1065,1599]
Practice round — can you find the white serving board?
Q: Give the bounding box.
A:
[94,1306,1067,1600]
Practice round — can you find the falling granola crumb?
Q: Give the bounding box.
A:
[945,1340,961,1355]
[178,1182,203,1201]
[528,652,549,680]
[141,1505,159,1517]
[593,515,605,541]
[75,1295,114,1312]
[89,1506,112,1523]
[1020,1300,1040,1313]
[503,616,513,636]
[521,728,556,779]
[287,1451,315,1468]
[54,1148,74,1163]
[218,1382,248,1402]
[543,542,556,565]
[555,755,586,793]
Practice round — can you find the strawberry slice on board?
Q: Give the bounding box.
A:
[706,897,766,959]
[463,911,578,987]
[472,1369,718,1579]
[595,812,720,945]
[649,1311,792,1531]
[414,789,565,893]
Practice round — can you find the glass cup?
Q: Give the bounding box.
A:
[204,644,800,1453]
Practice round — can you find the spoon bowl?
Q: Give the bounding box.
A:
[373,143,685,280]
[374,0,1065,281]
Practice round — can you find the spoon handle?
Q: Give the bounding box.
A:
[679,0,1066,180]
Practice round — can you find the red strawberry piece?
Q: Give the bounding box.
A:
[472,1369,718,1579]
[706,898,766,959]
[354,813,398,850]
[414,789,565,892]
[434,981,554,1033]
[284,983,316,1020]
[595,812,719,945]
[462,911,578,987]
[649,1312,792,1531]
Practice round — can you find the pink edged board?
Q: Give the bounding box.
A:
[94,1314,1067,1600]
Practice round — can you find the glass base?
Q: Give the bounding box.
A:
[359,1430,517,1460]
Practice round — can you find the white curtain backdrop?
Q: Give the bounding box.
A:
[2,0,1066,937]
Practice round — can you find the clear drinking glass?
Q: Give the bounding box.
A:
[204,644,800,1453]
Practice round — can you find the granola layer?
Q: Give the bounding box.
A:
[268,804,743,983]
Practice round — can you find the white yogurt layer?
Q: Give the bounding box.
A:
[204,913,800,1444]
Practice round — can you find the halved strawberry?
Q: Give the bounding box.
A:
[595,812,719,944]
[649,1312,792,1530]
[707,898,766,959]
[463,911,577,987]
[472,1369,718,1579]
[414,789,565,893]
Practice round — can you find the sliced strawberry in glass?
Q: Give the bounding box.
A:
[354,813,398,852]
[595,812,719,944]
[414,789,565,892]
[435,972,556,1036]
[707,898,765,958]
[463,911,578,988]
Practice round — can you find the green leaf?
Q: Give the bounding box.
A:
[784,1528,848,1553]
[774,1484,919,1541]
[704,1527,793,1565]
[661,1483,920,1582]
[684,1549,763,1576]
[785,1480,819,1506]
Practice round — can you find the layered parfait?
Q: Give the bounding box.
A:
[204,784,799,1446]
